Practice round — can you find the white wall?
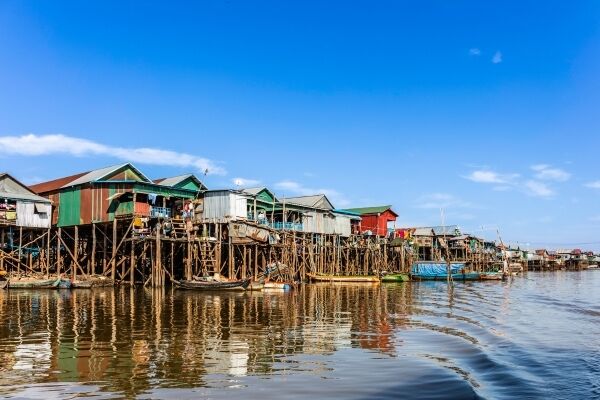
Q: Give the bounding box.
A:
[16,202,51,228]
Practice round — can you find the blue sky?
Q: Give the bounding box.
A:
[1,1,600,249]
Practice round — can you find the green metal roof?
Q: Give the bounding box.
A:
[341,205,397,216]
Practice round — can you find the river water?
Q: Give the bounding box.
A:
[0,271,598,399]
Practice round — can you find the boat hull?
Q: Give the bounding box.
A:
[307,273,380,283]
[72,278,114,288]
[480,272,504,280]
[0,280,7,290]
[411,272,481,281]
[263,282,292,290]
[8,278,61,289]
[173,278,251,291]
[381,273,410,282]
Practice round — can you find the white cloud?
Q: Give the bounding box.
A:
[531,164,571,182]
[0,133,226,175]
[464,170,519,184]
[231,177,261,187]
[524,180,554,197]
[415,193,476,209]
[469,48,481,56]
[274,180,350,207]
[584,180,600,189]
[492,51,502,64]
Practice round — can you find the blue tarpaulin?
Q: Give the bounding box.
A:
[411,262,465,276]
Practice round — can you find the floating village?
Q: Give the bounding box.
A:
[0,162,598,290]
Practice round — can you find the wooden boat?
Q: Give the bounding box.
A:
[307,272,380,283]
[8,278,61,289]
[248,281,264,291]
[381,273,410,282]
[0,280,7,290]
[56,278,72,289]
[173,278,251,291]
[480,271,506,280]
[72,277,114,288]
[411,262,480,281]
[263,282,292,290]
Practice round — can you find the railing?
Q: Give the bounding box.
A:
[269,222,304,231]
[150,206,172,218]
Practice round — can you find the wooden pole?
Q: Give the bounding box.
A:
[111,219,117,281]
[130,238,135,285]
[74,226,79,281]
[91,224,96,276]
[18,226,22,274]
[57,227,62,276]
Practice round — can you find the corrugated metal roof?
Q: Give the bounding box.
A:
[0,173,52,203]
[30,163,152,193]
[412,225,460,236]
[153,174,206,190]
[242,187,278,202]
[341,205,397,217]
[284,194,334,210]
[68,163,151,186]
[29,171,88,194]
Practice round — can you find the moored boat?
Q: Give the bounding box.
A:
[480,272,504,280]
[72,277,114,288]
[173,278,251,291]
[411,262,480,281]
[248,281,264,291]
[263,281,292,290]
[307,272,380,283]
[8,278,61,289]
[0,280,7,290]
[381,273,410,282]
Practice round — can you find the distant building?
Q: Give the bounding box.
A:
[0,173,52,229]
[340,205,398,237]
[29,163,199,226]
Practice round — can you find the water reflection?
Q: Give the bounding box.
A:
[0,285,412,396]
[0,272,598,399]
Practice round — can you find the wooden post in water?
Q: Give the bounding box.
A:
[73,226,79,281]
[155,224,162,287]
[57,227,62,276]
[130,237,135,285]
[91,224,96,276]
[17,226,22,274]
[111,219,117,281]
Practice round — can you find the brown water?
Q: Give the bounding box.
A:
[0,271,599,399]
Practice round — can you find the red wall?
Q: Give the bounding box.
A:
[359,210,397,236]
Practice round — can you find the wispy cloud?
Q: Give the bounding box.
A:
[531,164,571,182]
[492,51,502,64]
[231,177,261,187]
[524,180,554,197]
[415,193,476,209]
[464,170,519,184]
[584,180,600,189]
[0,133,226,175]
[274,180,350,207]
[469,48,481,56]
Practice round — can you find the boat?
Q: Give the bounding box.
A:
[71,277,114,288]
[480,272,505,280]
[380,273,410,282]
[8,278,61,289]
[307,272,380,283]
[172,278,251,291]
[263,281,292,290]
[0,280,7,290]
[248,281,264,291]
[410,262,480,281]
[56,278,72,289]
